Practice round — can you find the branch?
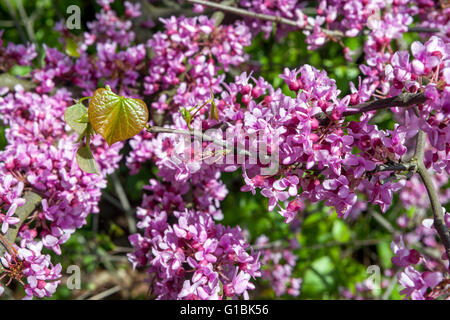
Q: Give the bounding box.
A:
[148,125,230,147]
[252,238,382,251]
[373,162,415,173]
[344,92,427,116]
[147,125,254,157]
[111,173,136,234]
[315,92,428,125]
[186,0,441,39]
[102,192,124,211]
[365,107,449,260]
[369,210,397,234]
[0,73,36,91]
[88,285,121,300]
[407,26,441,33]
[0,191,42,271]
[381,271,400,300]
[291,160,415,177]
[303,239,382,250]
[186,0,344,37]
[414,128,450,260]
[187,0,298,26]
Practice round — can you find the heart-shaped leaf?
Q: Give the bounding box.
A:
[76,145,99,174]
[64,103,88,135]
[88,87,149,146]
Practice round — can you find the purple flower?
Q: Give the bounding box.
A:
[1,203,20,234]
[398,267,443,300]
[124,1,141,18]
[343,154,376,178]
[391,237,421,267]
[411,36,446,75]
[224,270,253,299]
[279,68,301,91]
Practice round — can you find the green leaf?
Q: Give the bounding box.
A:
[343,37,361,51]
[64,103,88,135]
[88,87,149,146]
[180,107,192,130]
[332,220,351,243]
[109,222,125,237]
[9,65,31,77]
[212,11,225,27]
[75,113,90,124]
[377,241,394,269]
[76,145,99,174]
[302,257,334,295]
[65,37,80,58]
[209,90,219,121]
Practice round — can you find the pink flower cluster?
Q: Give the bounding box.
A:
[0,84,122,297]
[129,33,448,227]
[0,30,37,70]
[391,236,448,300]
[414,3,449,42]
[255,235,302,297]
[128,178,261,300]
[36,4,144,97]
[126,51,446,298]
[191,0,447,53]
[400,172,450,211]
[1,241,61,299]
[339,272,392,300]
[387,37,450,172]
[34,3,251,103]
[126,14,251,172]
[143,15,251,111]
[86,1,138,47]
[208,65,410,219]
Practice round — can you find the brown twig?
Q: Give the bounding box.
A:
[343,92,427,116]
[186,0,344,37]
[146,125,255,158]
